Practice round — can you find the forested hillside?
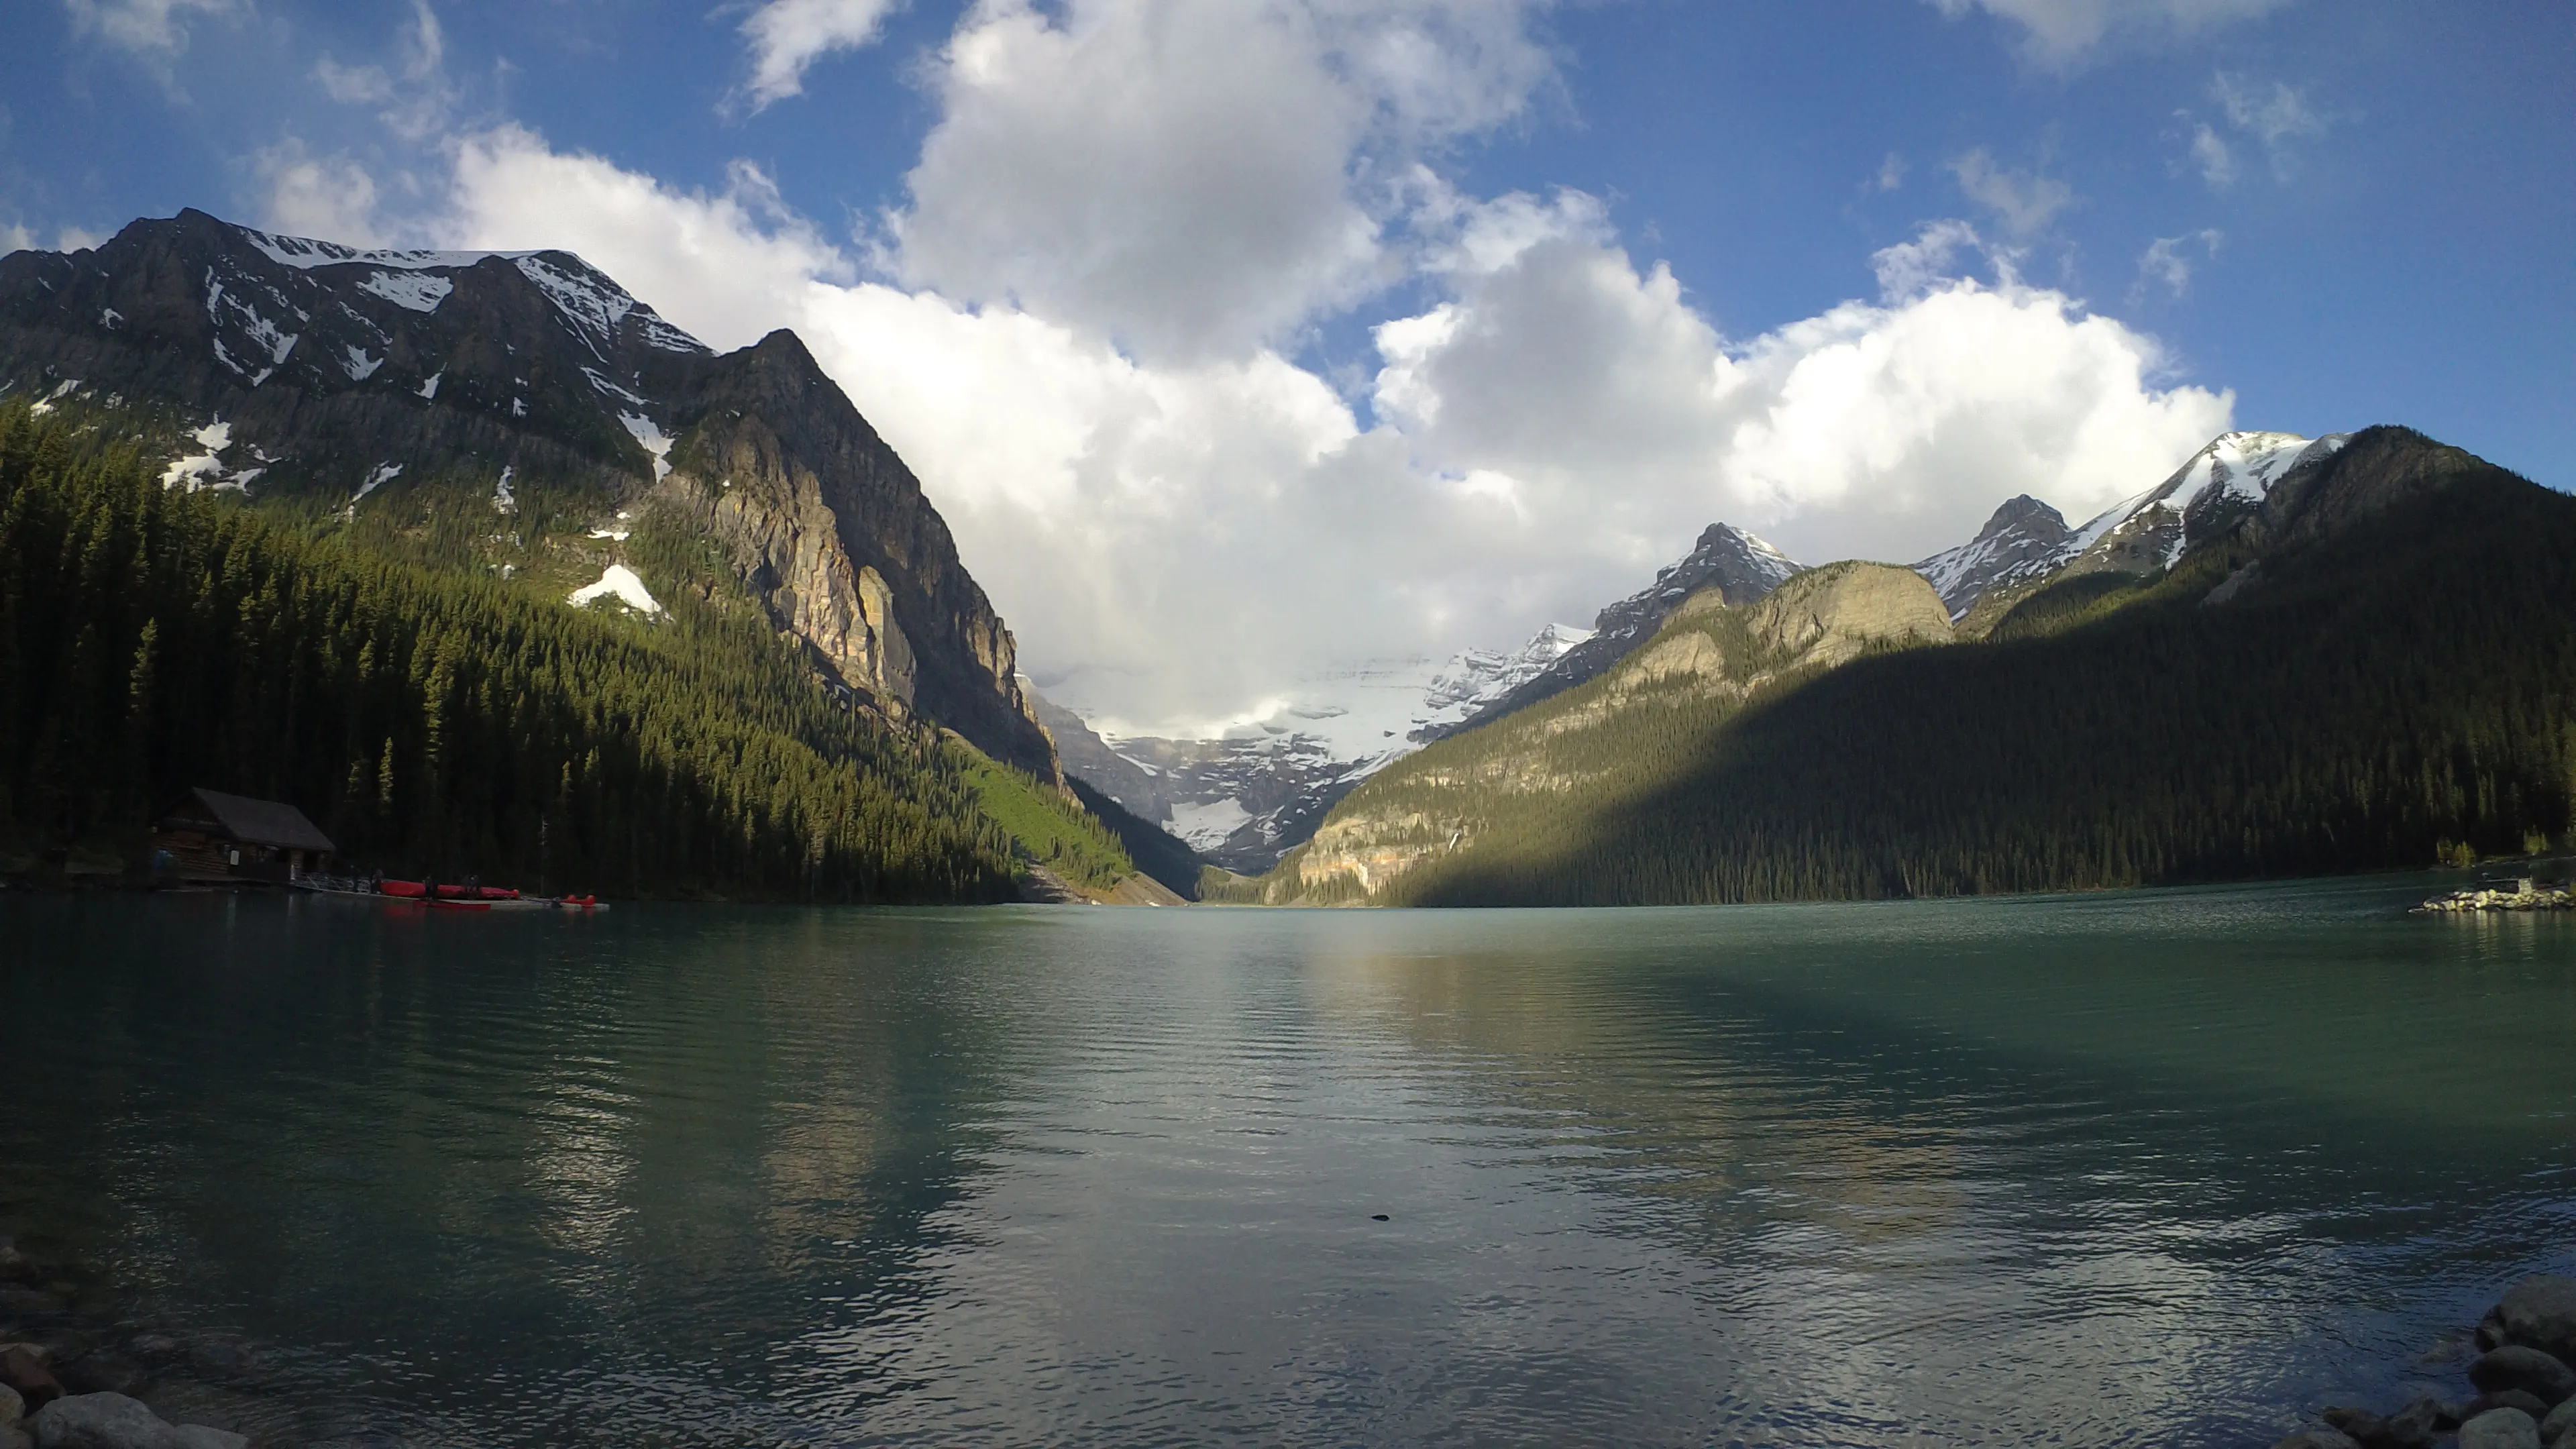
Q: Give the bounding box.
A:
[0,401,1029,902]
[1236,428,2576,906]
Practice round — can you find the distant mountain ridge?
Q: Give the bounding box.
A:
[1221,426,2576,908]
[1419,522,1802,743]
[0,209,1057,777]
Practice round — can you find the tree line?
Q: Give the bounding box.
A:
[0,401,1026,902]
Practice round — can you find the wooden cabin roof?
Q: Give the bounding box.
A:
[162,788,337,853]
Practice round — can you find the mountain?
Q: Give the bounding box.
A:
[1917,431,2348,631]
[1410,623,1594,741]
[1230,562,1953,903]
[1419,522,1801,742]
[1037,525,1799,872]
[1224,427,2576,906]
[1912,495,2072,619]
[0,210,1055,777]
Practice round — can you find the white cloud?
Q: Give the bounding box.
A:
[2132,229,2221,301]
[739,0,904,109]
[2213,72,2324,148]
[888,0,1556,363]
[2178,73,2328,189]
[56,225,107,251]
[2188,121,2235,186]
[1870,219,1996,302]
[315,55,395,105]
[312,0,458,140]
[437,123,2231,733]
[1926,0,2295,68]
[257,143,386,246]
[419,0,2233,735]
[1949,148,2074,237]
[1375,201,2228,577]
[438,127,849,351]
[1874,152,1909,193]
[1,223,36,254]
[61,0,235,59]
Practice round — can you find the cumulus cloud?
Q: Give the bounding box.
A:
[435,119,2231,732]
[739,0,903,109]
[418,0,2233,735]
[1926,0,2295,68]
[256,142,387,246]
[2132,229,2221,301]
[0,223,34,254]
[439,127,849,350]
[1949,148,2074,237]
[888,0,1557,362]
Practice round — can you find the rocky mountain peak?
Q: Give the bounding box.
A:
[0,209,1056,780]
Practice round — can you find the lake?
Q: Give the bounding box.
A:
[1,875,2572,1446]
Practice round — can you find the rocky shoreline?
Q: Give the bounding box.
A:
[0,1235,360,1449]
[2414,879,2576,914]
[2271,1275,2576,1449]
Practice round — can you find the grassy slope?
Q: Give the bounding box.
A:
[952,746,1143,896]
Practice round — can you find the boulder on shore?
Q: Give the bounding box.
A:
[27,1393,244,1449]
[2487,1278,2576,1365]
[2460,1407,2544,1449]
[0,1352,58,1413]
[2474,1346,2576,1407]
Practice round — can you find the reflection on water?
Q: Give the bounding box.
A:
[1,877,2572,1446]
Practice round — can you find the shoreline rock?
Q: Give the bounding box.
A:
[2282,1275,2576,1449]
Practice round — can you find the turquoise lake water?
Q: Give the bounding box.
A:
[1,875,2572,1446]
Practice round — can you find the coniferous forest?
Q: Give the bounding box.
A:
[0,401,1031,902]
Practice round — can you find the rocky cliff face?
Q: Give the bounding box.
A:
[1275,561,1949,903]
[0,211,1055,777]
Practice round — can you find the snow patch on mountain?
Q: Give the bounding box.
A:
[236,227,516,273]
[1167,798,1254,853]
[30,378,78,416]
[160,421,233,491]
[2065,430,2348,564]
[341,345,382,381]
[570,564,662,614]
[620,413,674,480]
[352,462,401,505]
[358,270,453,313]
[417,372,441,400]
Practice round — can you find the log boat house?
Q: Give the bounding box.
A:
[151,788,336,883]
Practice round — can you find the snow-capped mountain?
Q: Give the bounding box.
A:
[1913,495,2073,620]
[1410,623,1595,741]
[1912,431,2351,623]
[0,210,1059,776]
[1418,522,1801,743]
[1044,523,1801,871]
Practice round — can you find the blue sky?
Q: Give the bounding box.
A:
[5,0,2569,734]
